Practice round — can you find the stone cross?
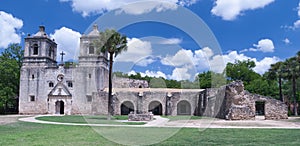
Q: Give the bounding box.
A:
[60,51,65,63]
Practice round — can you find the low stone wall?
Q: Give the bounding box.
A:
[128,112,154,121]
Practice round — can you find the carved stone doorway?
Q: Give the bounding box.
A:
[55,100,64,114]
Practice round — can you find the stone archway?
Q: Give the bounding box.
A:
[121,101,134,115]
[148,101,162,115]
[177,100,191,115]
[55,100,64,114]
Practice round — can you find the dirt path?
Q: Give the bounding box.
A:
[0,115,30,125]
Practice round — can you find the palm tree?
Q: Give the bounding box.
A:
[268,61,284,102]
[283,57,299,116]
[95,29,127,119]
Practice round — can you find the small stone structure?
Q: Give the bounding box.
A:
[128,112,154,121]
[221,81,288,120]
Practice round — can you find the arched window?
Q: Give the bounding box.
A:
[89,45,94,54]
[48,47,52,57]
[49,82,54,87]
[33,44,38,55]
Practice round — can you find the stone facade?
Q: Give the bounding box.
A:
[19,25,288,120]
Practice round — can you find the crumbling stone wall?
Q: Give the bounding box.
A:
[223,81,288,120]
[113,77,149,88]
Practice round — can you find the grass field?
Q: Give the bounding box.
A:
[36,115,145,125]
[1,121,300,145]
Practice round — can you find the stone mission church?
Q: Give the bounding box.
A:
[19,25,203,116]
[19,25,288,120]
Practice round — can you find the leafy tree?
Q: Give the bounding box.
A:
[95,29,127,118]
[0,44,23,114]
[225,59,260,86]
[246,77,278,98]
[196,71,226,89]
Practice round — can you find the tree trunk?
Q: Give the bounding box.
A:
[292,74,298,116]
[108,52,114,120]
[279,75,283,102]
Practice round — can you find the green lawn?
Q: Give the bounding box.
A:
[36,115,145,125]
[0,121,300,145]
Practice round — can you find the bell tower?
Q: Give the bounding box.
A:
[19,26,58,114]
[22,26,57,67]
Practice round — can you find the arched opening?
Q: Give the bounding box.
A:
[55,100,64,114]
[177,100,191,115]
[121,101,134,115]
[148,101,162,115]
[33,44,38,55]
[89,45,94,54]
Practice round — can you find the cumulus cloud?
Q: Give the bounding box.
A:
[128,70,167,79]
[253,39,275,52]
[161,49,194,67]
[253,56,280,74]
[208,51,280,74]
[115,38,153,66]
[167,67,191,80]
[60,0,198,16]
[50,27,81,62]
[161,46,279,77]
[211,0,275,21]
[0,11,23,48]
[292,20,300,29]
[241,39,275,53]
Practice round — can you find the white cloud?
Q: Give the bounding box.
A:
[60,0,198,16]
[141,70,167,79]
[208,51,280,74]
[168,67,191,81]
[115,38,153,66]
[0,11,23,48]
[242,39,275,53]
[283,38,291,44]
[117,1,178,15]
[161,49,194,67]
[292,20,300,29]
[211,0,275,21]
[50,27,81,62]
[159,38,182,45]
[209,51,250,73]
[253,56,280,74]
[128,70,167,79]
[253,39,275,52]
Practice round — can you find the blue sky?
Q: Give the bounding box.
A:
[1,0,300,81]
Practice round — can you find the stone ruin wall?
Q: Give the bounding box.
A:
[205,81,288,120]
[113,77,149,88]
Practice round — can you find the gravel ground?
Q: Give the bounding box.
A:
[0,115,30,125]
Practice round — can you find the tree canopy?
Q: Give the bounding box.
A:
[0,44,23,114]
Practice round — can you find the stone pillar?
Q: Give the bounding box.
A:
[165,93,172,116]
[137,92,143,114]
